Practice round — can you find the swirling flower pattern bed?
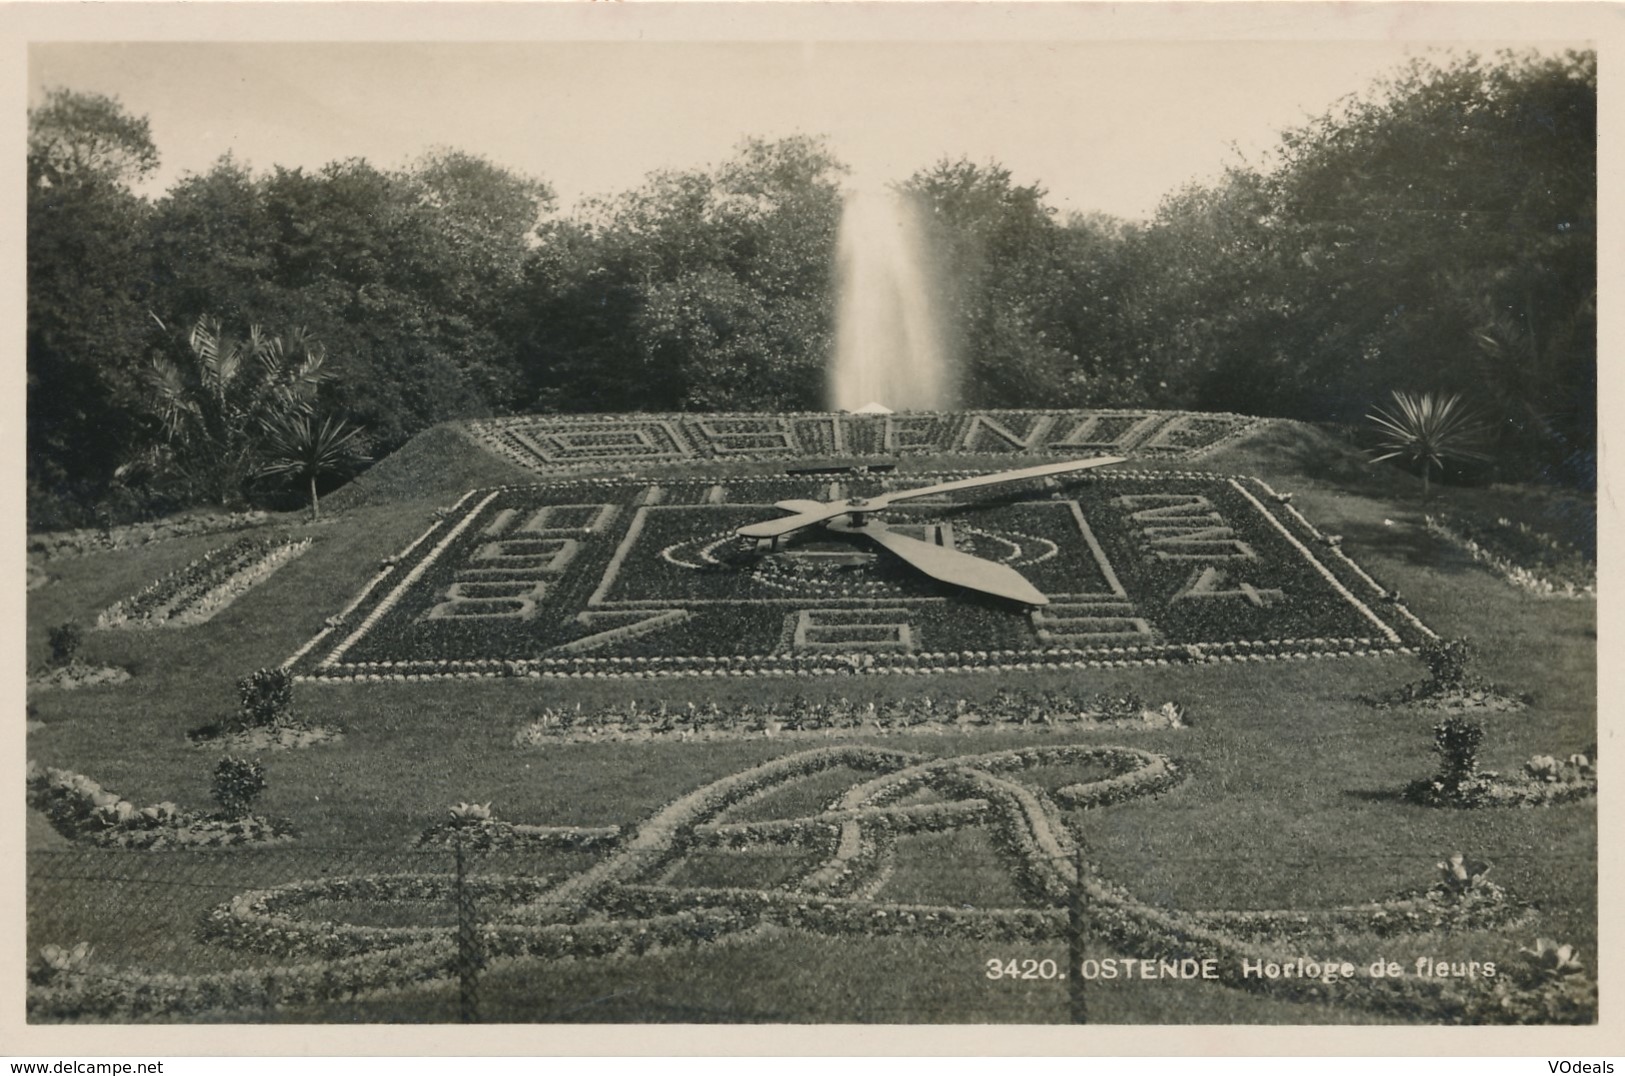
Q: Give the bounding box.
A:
[30,744,1540,1022]
[469,410,1263,474]
[287,471,1431,681]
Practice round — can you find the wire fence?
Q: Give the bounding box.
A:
[26,834,1596,1025]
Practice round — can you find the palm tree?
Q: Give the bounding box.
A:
[143,315,329,507]
[257,413,370,520]
[1366,390,1493,502]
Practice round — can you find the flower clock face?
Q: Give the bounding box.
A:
[289,470,1430,682]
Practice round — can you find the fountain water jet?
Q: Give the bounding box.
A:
[829,187,954,412]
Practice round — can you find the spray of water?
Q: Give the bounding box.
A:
[829,186,954,412]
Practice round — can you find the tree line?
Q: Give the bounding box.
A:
[27,48,1595,529]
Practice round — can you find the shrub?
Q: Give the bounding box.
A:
[1366,635,1527,711]
[46,621,83,668]
[1420,637,1474,690]
[212,757,267,819]
[1435,716,1484,780]
[235,668,295,730]
[1406,717,1496,807]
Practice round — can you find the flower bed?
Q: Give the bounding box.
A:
[1425,512,1595,598]
[189,725,343,752]
[27,762,295,850]
[1408,751,1597,809]
[97,535,313,629]
[415,809,622,853]
[288,471,1427,682]
[1366,639,1529,713]
[90,739,1583,1024]
[27,510,279,561]
[514,692,1186,745]
[466,409,1268,477]
[27,664,132,692]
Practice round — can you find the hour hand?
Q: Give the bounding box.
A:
[826,518,1049,606]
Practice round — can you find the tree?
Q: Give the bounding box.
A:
[1257,49,1595,479]
[138,315,329,507]
[256,413,370,519]
[260,159,518,446]
[516,136,845,413]
[1120,167,1292,414]
[1110,49,1594,488]
[1367,390,1492,502]
[902,159,1081,407]
[27,89,158,526]
[400,150,555,409]
[403,148,552,296]
[147,155,289,330]
[28,88,158,190]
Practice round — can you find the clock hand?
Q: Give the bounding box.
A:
[826,517,1049,606]
[864,455,1126,509]
[736,456,1125,541]
[737,500,856,539]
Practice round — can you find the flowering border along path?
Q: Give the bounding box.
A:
[97,535,313,629]
[467,409,1267,475]
[286,471,1431,683]
[33,743,1550,1022]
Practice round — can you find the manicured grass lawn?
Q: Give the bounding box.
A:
[259,932,1413,1024]
[25,421,1595,1023]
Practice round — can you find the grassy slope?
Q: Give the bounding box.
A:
[25,417,1596,1024]
[320,422,538,512]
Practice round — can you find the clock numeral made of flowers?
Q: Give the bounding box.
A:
[290,472,1424,682]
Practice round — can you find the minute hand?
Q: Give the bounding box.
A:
[867,456,1125,508]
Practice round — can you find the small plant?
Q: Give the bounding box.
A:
[1430,716,1480,774]
[1434,716,1487,792]
[1435,851,1493,895]
[1366,635,1526,711]
[256,412,371,521]
[235,667,295,730]
[1150,701,1187,728]
[1524,752,1593,785]
[448,802,494,827]
[1366,389,1492,501]
[1521,937,1585,978]
[1406,716,1496,807]
[46,621,83,668]
[28,942,93,986]
[1464,938,1597,1024]
[211,756,267,819]
[1419,637,1474,691]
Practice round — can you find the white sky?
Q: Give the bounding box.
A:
[24,40,1562,221]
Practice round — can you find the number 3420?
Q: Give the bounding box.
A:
[986,958,1062,980]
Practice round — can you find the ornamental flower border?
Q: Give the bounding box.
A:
[512,692,1187,745]
[97,535,313,629]
[1424,513,1596,599]
[1408,751,1597,810]
[286,472,1432,683]
[466,409,1270,478]
[28,509,281,561]
[38,742,1570,1023]
[27,762,295,850]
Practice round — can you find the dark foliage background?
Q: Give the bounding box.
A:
[27,49,1596,529]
